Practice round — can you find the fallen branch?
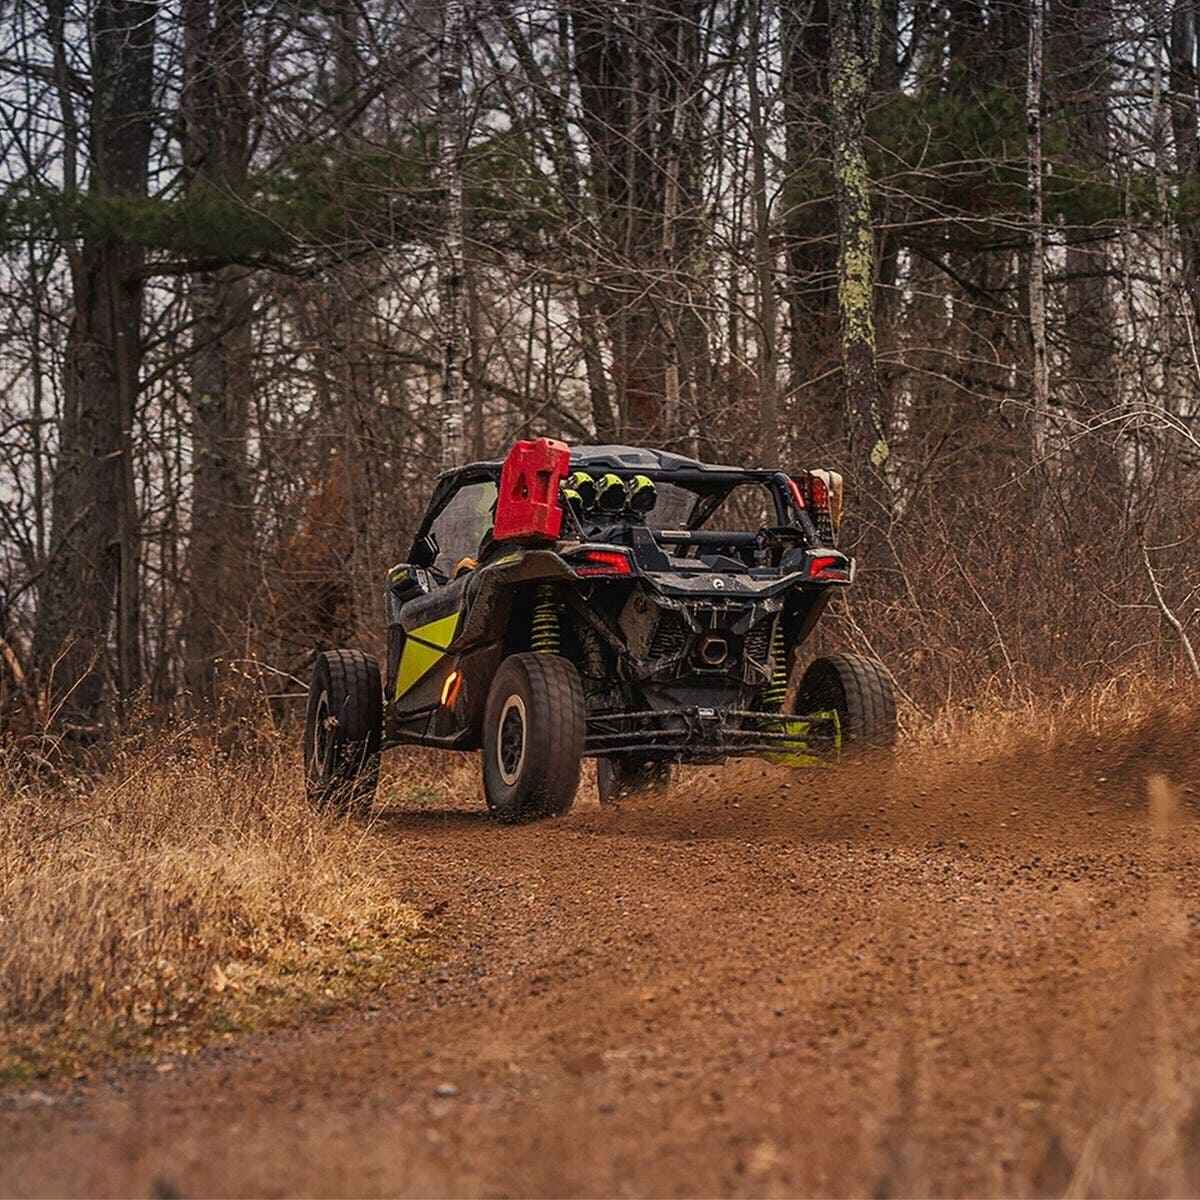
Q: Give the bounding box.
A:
[222,658,311,691]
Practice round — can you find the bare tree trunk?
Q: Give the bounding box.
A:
[439,0,467,469]
[830,0,887,509]
[494,0,616,440]
[569,0,669,443]
[468,259,485,459]
[1049,0,1122,507]
[1027,0,1049,463]
[661,92,682,448]
[576,283,618,440]
[1156,9,1179,421]
[1168,2,1200,332]
[114,263,141,705]
[26,238,47,569]
[180,0,254,701]
[782,0,838,414]
[748,0,779,463]
[35,0,155,721]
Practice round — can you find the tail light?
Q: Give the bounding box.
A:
[809,554,850,582]
[794,470,843,545]
[572,548,633,577]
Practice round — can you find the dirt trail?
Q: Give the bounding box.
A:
[4,718,1200,1199]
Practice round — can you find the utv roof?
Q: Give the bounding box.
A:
[439,444,771,480]
[569,444,739,472]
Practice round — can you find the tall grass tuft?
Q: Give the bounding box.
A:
[0,727,419,1079]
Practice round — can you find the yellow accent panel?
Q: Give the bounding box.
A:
[394,612,460,698]
[395,640,443,698]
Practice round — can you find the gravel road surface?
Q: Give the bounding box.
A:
[4,719,1199,1198]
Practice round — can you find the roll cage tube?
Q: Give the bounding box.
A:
[407,464,501,566]
[409,464,818,562]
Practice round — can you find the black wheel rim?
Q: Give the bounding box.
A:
[497,695,526,785]
[310,689,333,776]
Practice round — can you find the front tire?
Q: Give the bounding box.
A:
[792,653,897,756]
[482,653,585,823]
[304,650,382,812]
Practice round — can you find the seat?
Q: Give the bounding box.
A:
[399,572,474,634]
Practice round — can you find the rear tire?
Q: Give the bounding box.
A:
[482,653,585,823]
[792,653,897,755]
[304,650,382,812]
[597,758,672,804]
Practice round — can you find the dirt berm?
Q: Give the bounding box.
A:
[4,711,1200,1198]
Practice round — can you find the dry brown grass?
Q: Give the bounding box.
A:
[903,666,1199,760]
[0,727,422,1083]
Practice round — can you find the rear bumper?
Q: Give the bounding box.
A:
[584,706,839,765]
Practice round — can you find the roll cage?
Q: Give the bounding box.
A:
[407,453,823,572]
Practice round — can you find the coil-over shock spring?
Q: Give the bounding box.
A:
[761,618,788,709]
[530,583,560,654]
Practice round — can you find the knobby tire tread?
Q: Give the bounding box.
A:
[308,649,382,811]
[522,653,585,817]
[483,653,584,823]
[796,652,896,754]
[828,652,896,750]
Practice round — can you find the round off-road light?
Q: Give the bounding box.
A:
[595,473,627,513]
[626,473,657,515]
[565,470,597,508]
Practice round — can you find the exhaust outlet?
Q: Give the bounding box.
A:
[697,636,729,667]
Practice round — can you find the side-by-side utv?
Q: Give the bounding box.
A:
[303,439,897,821]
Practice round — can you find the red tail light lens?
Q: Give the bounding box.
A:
[574,549,633,577]
[809,554,848,580]
[808,473,829,509]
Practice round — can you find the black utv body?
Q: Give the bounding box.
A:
[304,442,896,820]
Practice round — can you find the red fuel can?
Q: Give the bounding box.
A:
[493,437,571,542]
